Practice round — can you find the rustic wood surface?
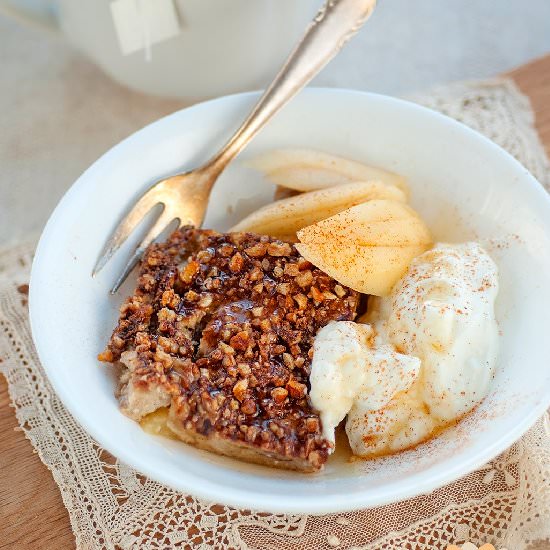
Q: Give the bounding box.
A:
[1,54,550,550]
[511,55,550,158]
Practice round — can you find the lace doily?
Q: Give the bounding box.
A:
[1,79,549,550]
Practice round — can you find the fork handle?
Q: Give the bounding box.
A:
[201,0,376,180]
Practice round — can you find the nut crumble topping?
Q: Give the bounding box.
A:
[99,228,359,471]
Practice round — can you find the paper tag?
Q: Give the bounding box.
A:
[110,0,181,59]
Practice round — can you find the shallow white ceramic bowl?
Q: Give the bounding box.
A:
[30,89,550,514]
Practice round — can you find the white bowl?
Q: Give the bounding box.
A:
[30,89,550,514]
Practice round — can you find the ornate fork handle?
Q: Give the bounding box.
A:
[201,0,377,181]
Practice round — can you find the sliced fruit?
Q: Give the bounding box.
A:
[245,148,408,194]
[230,180,406,240]
[295,199,432,296]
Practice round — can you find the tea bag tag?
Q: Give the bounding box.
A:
[110,0,181,60]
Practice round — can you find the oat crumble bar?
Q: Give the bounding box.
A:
[99,228,359,472]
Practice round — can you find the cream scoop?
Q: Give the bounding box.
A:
[309,321,420,445]
[310,242,499,457]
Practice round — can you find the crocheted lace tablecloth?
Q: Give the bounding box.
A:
[1,78,549,550]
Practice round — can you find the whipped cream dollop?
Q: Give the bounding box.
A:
[309,321,420,445]
[310,242,499,457]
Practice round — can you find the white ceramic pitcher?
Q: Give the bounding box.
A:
[0,0,320,99]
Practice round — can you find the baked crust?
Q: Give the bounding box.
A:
[99,228,359,471]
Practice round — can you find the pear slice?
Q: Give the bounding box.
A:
[295,199,432,296]
[246,148,408,194]
[230,180,406,241]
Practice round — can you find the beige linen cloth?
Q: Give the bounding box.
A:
[1,79,549,550]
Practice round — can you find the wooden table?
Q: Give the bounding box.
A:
[1,54,550,550]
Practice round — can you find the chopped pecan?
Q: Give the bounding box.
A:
[244,243,267,257]
[229,252,244,273]
[233,378,248,401]
[271,387,288,403]
[287,379,307,399]
[267,242,292,256]
[180,260,200,283]
[241,398,257,415]
[230,331,249,351]
[100,228,359,472]
[295,270,313,288]
[334,284,346,298]
[310,286,324,302]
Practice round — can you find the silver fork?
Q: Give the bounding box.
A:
[93,0,377,293]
